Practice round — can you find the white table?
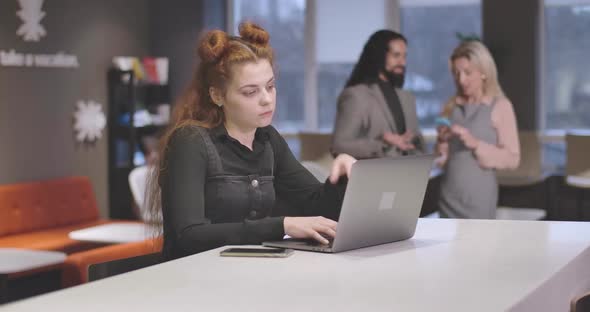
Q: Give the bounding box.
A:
[0,249,66,275]
[4,219,590,312]
[566,175,590,189]
[68,223,150,244]
[0,249,66,302]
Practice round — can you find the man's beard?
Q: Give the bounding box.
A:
[383,66,406,89]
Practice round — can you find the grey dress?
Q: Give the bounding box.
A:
[439,100,498,219]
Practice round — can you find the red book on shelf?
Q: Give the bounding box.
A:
[142,57,159,83]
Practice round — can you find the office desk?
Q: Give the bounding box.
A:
[68,223,149,244]
[4,219,590,312]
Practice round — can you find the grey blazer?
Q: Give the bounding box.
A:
[331,83,425,159]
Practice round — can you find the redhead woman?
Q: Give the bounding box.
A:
[146,23,356,259]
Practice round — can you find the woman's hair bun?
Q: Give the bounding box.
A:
[198,30,229,63]
[238,22,269,47]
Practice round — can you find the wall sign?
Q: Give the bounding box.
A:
[73,100,106,143]
[0,50,79,68]
[17,0,47,42]
[0,0,79,69]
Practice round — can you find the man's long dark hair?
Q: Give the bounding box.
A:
[345,30,407,88]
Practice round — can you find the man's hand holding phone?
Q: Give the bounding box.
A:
[383,131,416,151]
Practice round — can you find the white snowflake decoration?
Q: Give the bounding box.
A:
[16,0,47,42]
[73,100,106,143]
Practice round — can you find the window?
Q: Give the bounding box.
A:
[544,1,590,130]
[317,63,353,131]
[233,0,391,134]
[232,1,482,134]
[316,0,389,131]
[400,0,481,129]
[232,0,306,133]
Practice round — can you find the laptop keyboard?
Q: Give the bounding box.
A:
[302,238,333,248]
[285,238,333,247]
[314,239,333,247]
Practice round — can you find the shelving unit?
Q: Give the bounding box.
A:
[107,68,169,219]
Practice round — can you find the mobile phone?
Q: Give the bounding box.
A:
[219,247,294,258]
[435,117,452,127]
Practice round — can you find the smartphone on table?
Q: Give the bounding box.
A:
[219,247,294,258]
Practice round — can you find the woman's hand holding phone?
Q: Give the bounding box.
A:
[435,117,453,142]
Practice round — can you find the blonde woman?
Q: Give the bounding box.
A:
[436,41,520,219]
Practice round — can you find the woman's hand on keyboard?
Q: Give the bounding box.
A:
[283,216,337,245]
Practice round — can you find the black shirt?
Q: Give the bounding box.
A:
[160,124,345,257]
[378,80,407,134]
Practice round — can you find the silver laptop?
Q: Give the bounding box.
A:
[263,154,435,253]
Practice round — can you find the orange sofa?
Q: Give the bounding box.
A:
[0,176,118,254]
[61,237,162,287]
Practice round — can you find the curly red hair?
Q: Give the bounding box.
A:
[171,22,273,129]
[145,22,274,230]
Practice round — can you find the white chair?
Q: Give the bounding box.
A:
[423,211,440,218]
[128,165,161,223]
[301,161,330,182]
